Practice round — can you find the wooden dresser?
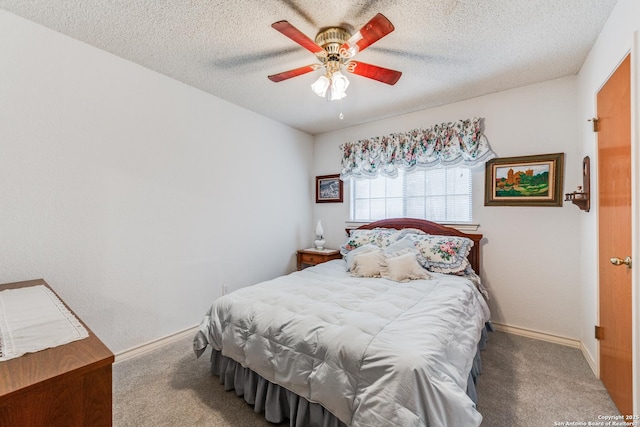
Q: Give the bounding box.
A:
[0,279,114,427]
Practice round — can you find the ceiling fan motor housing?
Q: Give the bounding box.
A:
[315,27,351,58]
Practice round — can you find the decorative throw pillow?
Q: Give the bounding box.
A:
[408,234,474,274]
[382,235,418,254]
[340,228,402,255]
[380,249,432,282]
[345,244,380,271]
[350,249,385,278]
[395,228,427,239]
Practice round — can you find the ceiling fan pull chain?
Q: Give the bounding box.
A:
[339,99,344,120]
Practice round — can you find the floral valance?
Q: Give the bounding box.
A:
[339,117,496,179]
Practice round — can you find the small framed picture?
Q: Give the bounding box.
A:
[485,153,564,207]
[316,174,343,203]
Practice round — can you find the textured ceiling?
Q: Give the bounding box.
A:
[0,1,619,135]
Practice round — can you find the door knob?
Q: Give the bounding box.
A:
[610,256,632,268]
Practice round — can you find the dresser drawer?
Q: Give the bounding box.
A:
[300,253,320,264]
[296,249,341,270]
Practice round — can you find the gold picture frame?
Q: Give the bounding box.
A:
[485,153,564,207]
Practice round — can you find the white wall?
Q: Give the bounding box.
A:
[0,10,314,354]
[314,76,584,340]
[576,0,640,412]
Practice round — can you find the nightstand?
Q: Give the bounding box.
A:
[296,248,342,270]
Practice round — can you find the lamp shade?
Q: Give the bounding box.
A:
[311,76,330,97]
[329,71,349,101]
[315,220,324,237]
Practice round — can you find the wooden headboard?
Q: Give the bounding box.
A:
[348,218,483,275]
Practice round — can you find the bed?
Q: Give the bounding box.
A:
[193,218,491,427]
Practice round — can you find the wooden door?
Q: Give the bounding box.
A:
[597,54,632,416]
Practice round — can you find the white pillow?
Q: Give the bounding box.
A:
[380,249,432,282]
[345,244,380,271]
[382,235,417,254]
[350,249,384,278]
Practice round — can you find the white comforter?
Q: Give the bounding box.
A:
[195,260,491,427]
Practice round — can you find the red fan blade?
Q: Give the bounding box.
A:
[339,13,395,59]
[272,21,325,55]
[345,61,402,85]
[268,64,321,82]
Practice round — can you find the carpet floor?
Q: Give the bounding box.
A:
[113,330,619,426]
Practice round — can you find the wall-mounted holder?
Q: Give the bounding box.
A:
[565,156,590,212]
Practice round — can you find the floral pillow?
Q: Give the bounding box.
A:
[405,234,474,274]
[340,228,402,255]
[395,228,427,239]
[382,235,418,254]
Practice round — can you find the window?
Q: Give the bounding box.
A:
[350,167,472,223]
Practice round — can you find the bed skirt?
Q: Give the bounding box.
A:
[207,322,493,427]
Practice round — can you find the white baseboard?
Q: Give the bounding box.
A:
[580,342,599,378]
[492,322,581,348]
[492,322,599,377]
[114,325,198,364]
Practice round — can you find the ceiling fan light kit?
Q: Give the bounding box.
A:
[328,71,350,100]
[268,13,402,114]
[310,75,330,97]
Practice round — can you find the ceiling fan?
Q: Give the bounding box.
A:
[268,13,402,100]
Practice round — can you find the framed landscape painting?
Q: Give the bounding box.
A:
[485,153,564,207]
[316,174,343,203]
